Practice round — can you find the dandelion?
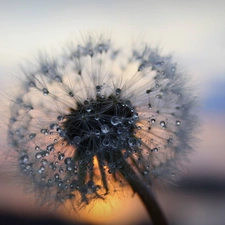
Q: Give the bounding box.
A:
[7,35,197,225]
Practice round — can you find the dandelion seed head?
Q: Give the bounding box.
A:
[6,35,197,209]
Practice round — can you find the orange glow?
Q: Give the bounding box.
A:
[62,185,149,225]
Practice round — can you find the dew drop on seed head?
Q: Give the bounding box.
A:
[86,107,91,113]
[85,150,91,155]
[117,127,123,134]
[41,159,48,165]
[128,137,136,146]
[94,114,100,120]
[95,129,100,136]
[57,116,64,121]
[125,100,131,106]
[116,88,121,95]
[160,121,166,128]
[42,88,49,96]
[21,155,29,162]
[111,116,119,126]
[133,112,139,119]
[176,120,181,125]
[55,76,62,82]
[58,153,65,161]
[54,174,59,179]
[10,118,16,124]
[73,136,81,144]
[47,144,54,151]
[102,138,110,146]
[101,125,110,134]
[35,153,42,159]
[59,130,66,137]
[64,157,72,165]
[69,91,74,97]
[96,86,101,94]
[29,133,36,139]
[29,81,35,87]
[49,123,57,130]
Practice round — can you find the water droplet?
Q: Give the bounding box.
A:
[86,107,91,113]
[35,146,40,151]
[143,170,148,175]
[73,136,81,145]
[176,120,181,125]
[64,157,72,165]
[160,121,166,128]
[20,155,29,162]
[10,118,16,124]
[47,144,54,151]
[54,173,59,179]
[153,148,158,152]
[29,133,36,139]
[29,81,36,87]
[55,75,62,82]
[133,112,139,119]
[125,100,131,106]
[112,141,118,149]
[95,129,100,136]
[49,123,57,130]
[95,114,100,120]
[59,130,66,137]
[117,127,123,134]
[41,159,48,165]
[41,129,49,135]
[42,88,49,96]
[35,153,42,159]
[96,86,101,94]
[116,88,121,95]
[67,166,72,171]
[111,116,119,126]
[25,164,31,170]
[128,137,136,146]
[101,125,110,134]
[148,103,152,109]
[102,138,110,146]
[57,116,64,121]
[85,150,91,155]
[58,153,65,161]
[69,91,74,97]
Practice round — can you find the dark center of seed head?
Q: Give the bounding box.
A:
[62,92,138,155]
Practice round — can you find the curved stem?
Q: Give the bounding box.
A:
[120,160,169,225]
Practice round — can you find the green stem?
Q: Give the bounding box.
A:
[120,160,169,225]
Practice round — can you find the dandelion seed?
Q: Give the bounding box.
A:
[6,35,197,225]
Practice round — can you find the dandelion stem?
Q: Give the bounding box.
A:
[120,160,169,225]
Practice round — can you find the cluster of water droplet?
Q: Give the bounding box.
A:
[7,36,196,208]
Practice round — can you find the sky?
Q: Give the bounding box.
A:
[0,0,225,224]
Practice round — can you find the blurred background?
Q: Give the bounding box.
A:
[0,0,225,224]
